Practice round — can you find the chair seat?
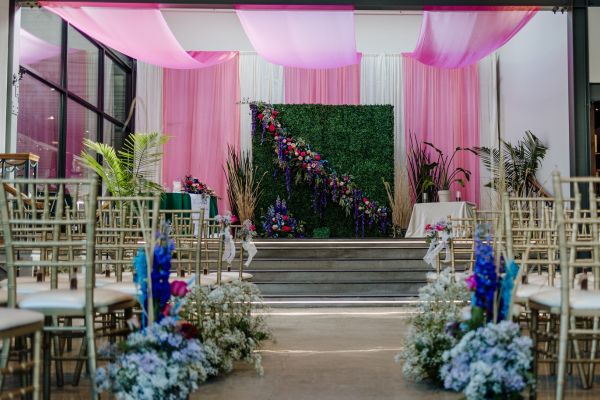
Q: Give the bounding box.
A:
[0,308,44,332]
[207,272,235,283]
[515,284,554,302]
[18,288,135,314]
[530,288,600,315]
[102,282,139,296]
[220,271,254,281]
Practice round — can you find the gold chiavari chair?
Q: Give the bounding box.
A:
[447,213,477,275]
[95,195,160,295]
[200,218,231,285]
[0,179,136,399]
[159,209,204,281]
[528,173,600,399]
[220,223,253,282]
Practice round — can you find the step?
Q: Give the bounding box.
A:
[247,269,428,283]
[255,280,425,297]
[260,297,421,308]
[248,258,429,270]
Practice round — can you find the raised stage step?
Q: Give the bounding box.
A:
[247,239,438,299]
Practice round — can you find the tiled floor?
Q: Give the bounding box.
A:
[7,307,600,399]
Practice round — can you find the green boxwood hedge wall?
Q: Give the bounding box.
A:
[252,104,394,238]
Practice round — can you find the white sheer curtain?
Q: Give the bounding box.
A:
[360,54,403,187]
[478,53,499,209]
[239,52,284,155]
[135,61,164,184]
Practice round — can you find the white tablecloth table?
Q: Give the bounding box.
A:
[405,201,475,238]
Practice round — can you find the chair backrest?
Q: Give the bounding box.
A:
[159,209,204,280]
[95,195,160,282]
[553,174,600,319]
[503,194,560,287]
[0,179,98,309]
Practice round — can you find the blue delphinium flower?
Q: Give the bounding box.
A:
[473,229,497,323]
[152,224,175,322]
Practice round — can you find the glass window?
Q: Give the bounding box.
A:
[16,74,60,178]
[104,56,128,122]
[66,100,97,178]
[20,8,62,85]
[67,26,99,106]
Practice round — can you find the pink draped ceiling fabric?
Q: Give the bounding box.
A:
[407,6,539,68]
[284,63,361,105]
[235,5,361,69]
[41,2,235,69]
[403,56,480,204]
[162,53,240,212]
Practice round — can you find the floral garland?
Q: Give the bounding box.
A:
[424,220,452,245]
[251,102,389,237]
[182,175,216,196]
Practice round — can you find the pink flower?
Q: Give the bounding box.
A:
[257,113,264,120]
[268,124,275,132]
[250,224,256,231]
[170,280,189,298]
[300,151,306,157]
[283,215,289,221]
[425,224,432,231]
[272,110,279,117]
[315,154,321,161]
[465,275,477,291]
[231,215,239,223]
[436,225,444,231]
[283,226,292,233]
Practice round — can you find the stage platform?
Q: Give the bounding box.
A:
[247,239,436,306]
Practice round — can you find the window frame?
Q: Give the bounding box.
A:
[19,12,135,178]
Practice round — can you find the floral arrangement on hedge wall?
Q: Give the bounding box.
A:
[262,196,305,238]
[251,102,389,237]
[182,175,216,196]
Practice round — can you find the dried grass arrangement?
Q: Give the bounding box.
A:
[224,147,265,223]
[383,167,413,237]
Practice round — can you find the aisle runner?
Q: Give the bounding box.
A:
[189,193,210,234]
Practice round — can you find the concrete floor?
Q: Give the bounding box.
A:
[11,307,600,399]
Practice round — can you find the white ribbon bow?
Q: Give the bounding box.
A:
[423,231,451,268]
[221,226,236,265]
[242,238,257,267]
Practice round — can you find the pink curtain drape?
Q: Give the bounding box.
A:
[235,5,361,69]
[41,2,235,69]
[284,63,361,105]
[403,56,480,204]
[162,52,240,212]
[407,6,538,68]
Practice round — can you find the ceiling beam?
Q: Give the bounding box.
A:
[23,0,594,11]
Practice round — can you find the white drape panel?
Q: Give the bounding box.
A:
[239,52,284,155]
[478,53,499,209]
[360,54,403,187]
[135,61,164,183]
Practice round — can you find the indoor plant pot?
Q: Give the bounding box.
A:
[437,190,451,202]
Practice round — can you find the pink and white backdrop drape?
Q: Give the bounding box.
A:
[162,52,240,212]
[403,56,481,204]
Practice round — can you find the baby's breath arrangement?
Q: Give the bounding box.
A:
[181,281,271,375]
[396,268,470,385]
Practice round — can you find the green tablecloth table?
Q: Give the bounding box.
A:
[160,193,218,218]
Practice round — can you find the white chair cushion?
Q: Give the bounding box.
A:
[207,272,235,283]
[0,308,43,332]
[18,288,134,311]
[220,271,254,281]
[102,282,139,296]
[515,284,554,301]
[530,288,600,311]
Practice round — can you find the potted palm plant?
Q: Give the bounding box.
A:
[407,133,437,203]
[474,131,548,197]
[424,142,473,203]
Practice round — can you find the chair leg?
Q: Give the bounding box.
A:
[0,338,11,391]
[42,327,51,400]
[529,310,539,400]
[33,330,41,400]
[556,313,570,400]
[569,316,589,389]
[85,313,98,400]
[587,316,599,388]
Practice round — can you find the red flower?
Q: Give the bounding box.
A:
[177,321,198,340]
[425,224,432,231]
[282,226,291,232]
[257,113,264,120]
[170,280,188,298]
[300,151,306,157]
[302,163,307,169]
[162,303,171,317]
[268,124,275,132]
[231,215,239,223]
[283,215,289,221]
[362,197,368,203]
[272,110,279,117]
[287,145,293,150]
[315,154,321,161]
[250,224,256,231]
